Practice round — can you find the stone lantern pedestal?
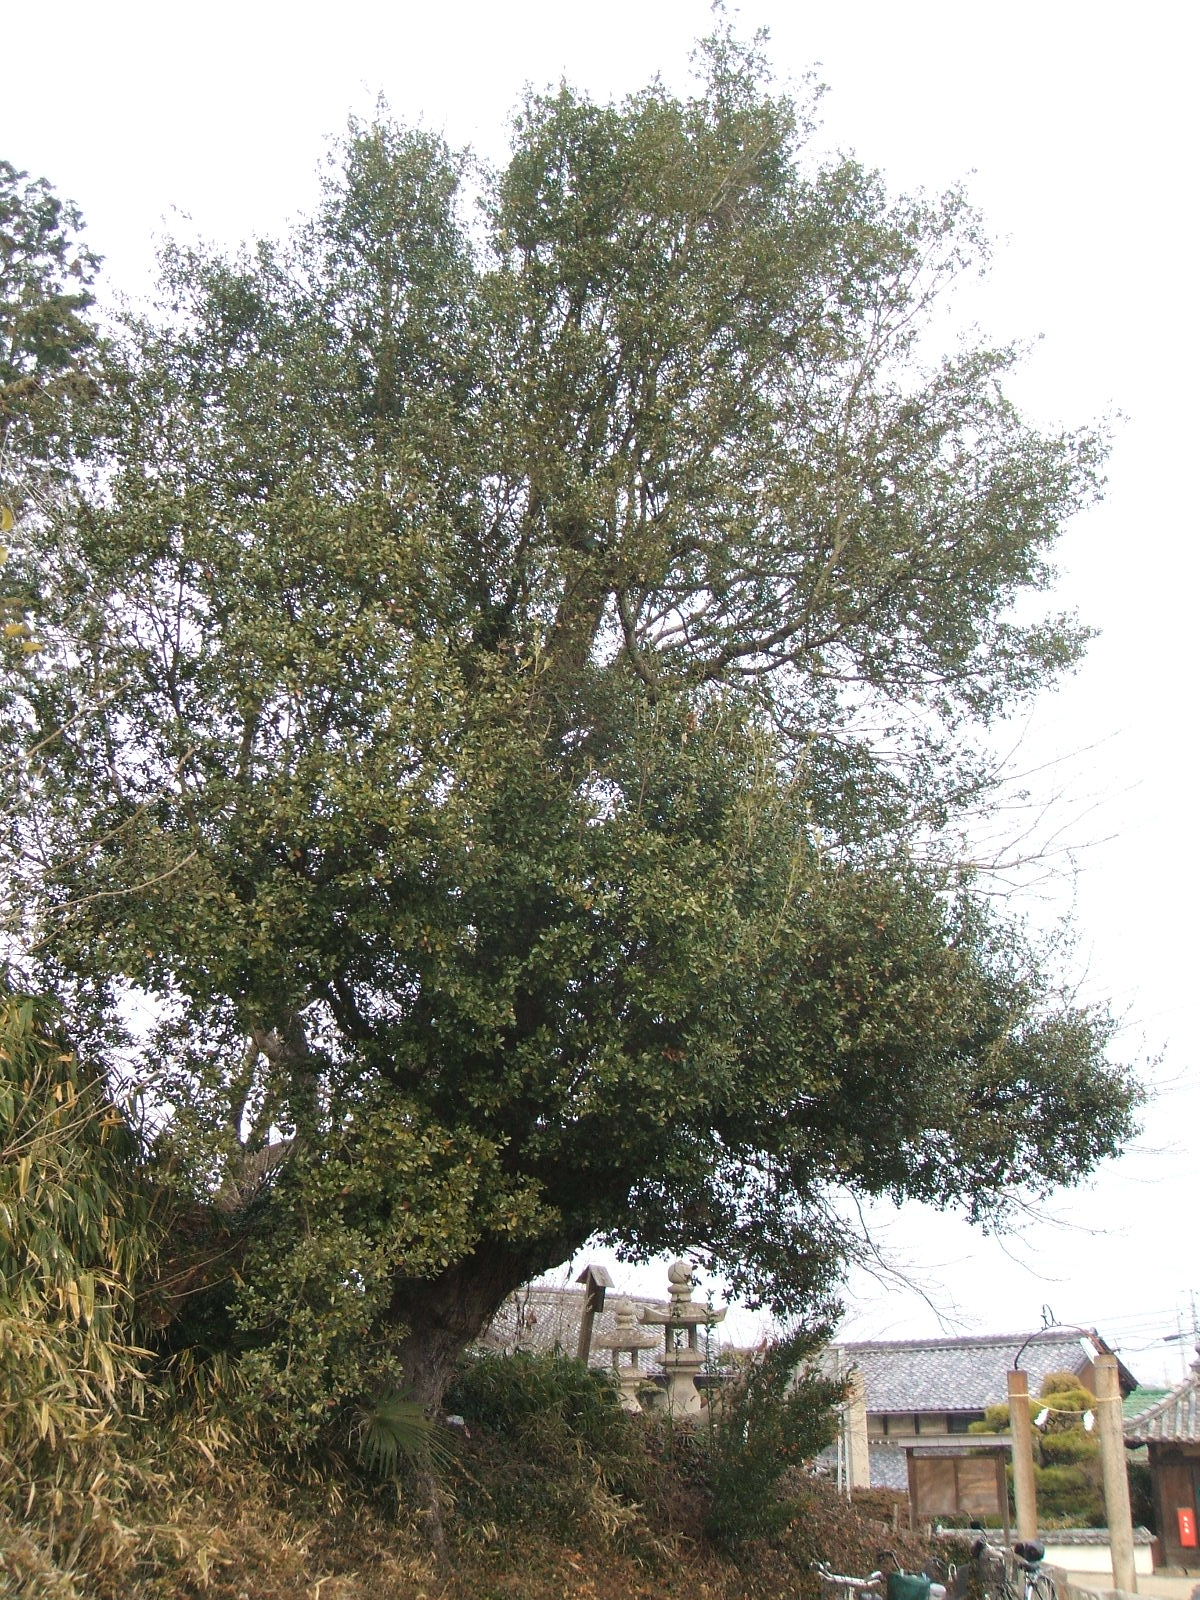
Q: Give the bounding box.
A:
[593,1298,660,1412]
[639,1259,726,1416]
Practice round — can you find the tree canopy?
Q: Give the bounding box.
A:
[0,157,100,478]
[1,35,1139,1409]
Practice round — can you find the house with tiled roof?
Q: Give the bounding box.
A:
[832,1330,1137,1490]
[1125,1351,1200,1571]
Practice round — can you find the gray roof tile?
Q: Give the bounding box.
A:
[835,1331,1136,1413]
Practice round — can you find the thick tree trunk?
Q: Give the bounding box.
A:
[389,1237,576,1554]
[394,1317,471,1564]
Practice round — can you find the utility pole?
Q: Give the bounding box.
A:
[1007,1368,1038,1542]
[1165,1293,1200,1380]
[1094,1353,1137,1594]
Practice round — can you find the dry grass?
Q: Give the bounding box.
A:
[0,1441,940,1600]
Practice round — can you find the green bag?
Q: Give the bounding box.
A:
[887,1573,932,1600]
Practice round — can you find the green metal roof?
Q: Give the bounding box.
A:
[1123,1385,1170,1421]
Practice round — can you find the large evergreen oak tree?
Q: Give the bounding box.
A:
[2,37,1138,1411]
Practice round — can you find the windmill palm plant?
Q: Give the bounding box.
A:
[351,1390,454,1479]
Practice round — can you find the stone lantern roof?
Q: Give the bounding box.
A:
[638,1258,727,1330]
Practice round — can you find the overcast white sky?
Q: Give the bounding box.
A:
[4,0,1197,1385]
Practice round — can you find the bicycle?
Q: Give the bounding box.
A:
[816,1552,948,1600]
[815,1559,887,1600]
[971,1533,1057,1600]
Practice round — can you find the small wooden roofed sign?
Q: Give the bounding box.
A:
[575,1263,614,1362]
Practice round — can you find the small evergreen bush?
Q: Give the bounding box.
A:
[702,1325,844,1552]
[1037,1465,1104,1526]
[448,1349,626,1448]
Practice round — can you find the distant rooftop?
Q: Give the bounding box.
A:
[1123,1385,1171,1422]
[833,1330,1138,1413]
[1124,1358,1200,1445]
[480,1281,676,1373]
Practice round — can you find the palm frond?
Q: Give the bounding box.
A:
[352,1390,453,1477]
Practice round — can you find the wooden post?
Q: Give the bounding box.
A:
[1007,1368,1039,1541]
[1095,1353,1137,1594]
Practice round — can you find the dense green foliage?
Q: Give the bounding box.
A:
[0,157,100,474]
[2,31,1140,1413]
[1031,1373,1106,1526]
[703,1327,844,1550]
[448,1349,630,1446]
[445,1345,844,1565]
[1,159,103,767]
[445,1351,655,1543]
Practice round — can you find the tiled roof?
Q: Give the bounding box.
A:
[868,1441,911,1490]
[1124,1364,1200,1444]
[480,1282,676,1374]
[1123,1385,1171,1421]
[834,1331,1136,1413]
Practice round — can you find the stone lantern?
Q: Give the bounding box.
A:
[639,1259,726,1416]
[592,1298,660,1412]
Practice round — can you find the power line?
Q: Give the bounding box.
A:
[1083,1304,1185,1329]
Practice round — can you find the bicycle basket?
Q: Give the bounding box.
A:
[887,1574,932,1600]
